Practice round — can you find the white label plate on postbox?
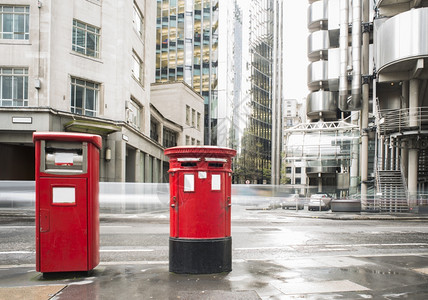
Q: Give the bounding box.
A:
[184,174,195,192]
[198,171,207,179]
[52,187,76,204]
[212,174,221,190]
[55,152,74,165]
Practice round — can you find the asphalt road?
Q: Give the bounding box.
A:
[1,206,428,299]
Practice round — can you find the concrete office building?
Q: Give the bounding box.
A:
[0,0,198,182]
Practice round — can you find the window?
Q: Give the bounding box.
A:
[0,6,29,40]
[295,178,301,184]
[70,77,99,116]
[163,128,177,148]
[185,135,190,145]
[133,2,144,39]
[127,99,141,129]
[186,105,190,125]
[150,119,159,142]
[72,20,100,58]
[191,109,195,127]
[132,51,144,85]
[197,112,201,130]
[296,167,301,174]
[0,68,28,107]
[286,167,291,173]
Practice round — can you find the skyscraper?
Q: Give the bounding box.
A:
[155,0,283,184]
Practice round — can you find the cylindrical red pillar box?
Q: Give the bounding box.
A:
[165,146,236,274]
[33,132,101,274]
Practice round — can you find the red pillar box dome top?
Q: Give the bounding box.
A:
[164,146,236,274]
[165,146,236,171]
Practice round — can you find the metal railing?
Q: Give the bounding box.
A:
[378,107,428,134]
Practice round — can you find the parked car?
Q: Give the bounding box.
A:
[308,193,332,211]
[281,194,304,210]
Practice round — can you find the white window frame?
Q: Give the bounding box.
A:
[132,51,144,86]
[70,77,99,117]
[0,6,29,40]
[133,2,144,39]
[0,67,28,107]
[72,19,100,58]
[127,98,141,129]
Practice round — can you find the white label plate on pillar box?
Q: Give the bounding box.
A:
[52,187,76,204]
[184,174,195,192]
[212,174,221,190]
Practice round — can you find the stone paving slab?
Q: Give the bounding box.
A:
[0,285,66,300]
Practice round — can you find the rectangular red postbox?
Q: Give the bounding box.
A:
[33,132,102,273]
[165,146,236,274]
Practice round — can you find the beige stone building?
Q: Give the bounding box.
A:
[0,0,202,182]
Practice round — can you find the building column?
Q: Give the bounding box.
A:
[408,79,420,204]
[401,140,408,180]
[145,153,151,183]
[390,138,396,170]
[135,149,142,182]
[105,135,116,182]
[360,0,370,201]
[379,135,385,171]
[384,137,390,170]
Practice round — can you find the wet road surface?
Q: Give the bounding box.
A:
[1,206,428,299]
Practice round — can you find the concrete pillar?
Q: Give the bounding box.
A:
[114,133,126,182]
[379,136,385,170]
[105,135,116,182]
[395,139,400,171]
[409,79,419,127]
[390,138,396,170]
[401,80,409,109]
[408,79,420,203]
[384,137,390,170]
[135,149,142,182]
[401,140,408,180]
[408,148,419,205]
[360,0,370,201]
[145,153,151,183]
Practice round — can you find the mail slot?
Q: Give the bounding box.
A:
[165,146,237,274]
[33,132,101,274]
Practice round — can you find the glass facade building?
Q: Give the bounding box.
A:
[156,0,283,183]
[156,0,219,144]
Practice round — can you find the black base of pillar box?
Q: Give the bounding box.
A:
[169,237,232,274]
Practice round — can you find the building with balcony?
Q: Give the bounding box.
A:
[374,1,428,212]
[284,0,428,212]
[0,0,189,183]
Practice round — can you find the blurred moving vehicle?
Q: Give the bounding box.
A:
[308,193,332,211]
[281,194,304,210]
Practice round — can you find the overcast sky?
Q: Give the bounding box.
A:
[283,1,309,102]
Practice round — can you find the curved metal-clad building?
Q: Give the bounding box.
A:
[374,2,428,212]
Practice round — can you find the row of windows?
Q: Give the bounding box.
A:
[185,135,201,146]
[1,4,146,115]
[185,105,201,130]
[1,4,144,44]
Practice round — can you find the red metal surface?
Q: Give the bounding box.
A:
[165,146,236,239]
[33,132,102,149]
[34,132,100,273]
